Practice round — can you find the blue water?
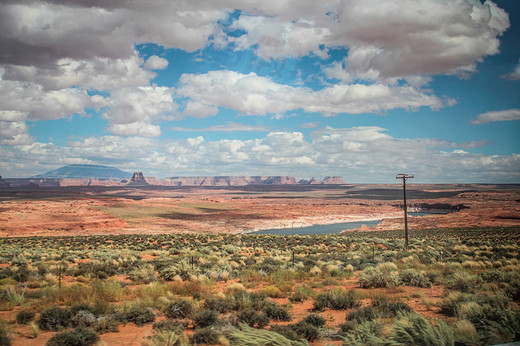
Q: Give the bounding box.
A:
[254,219,381,235]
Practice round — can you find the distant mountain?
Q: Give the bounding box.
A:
[31,164,131,180]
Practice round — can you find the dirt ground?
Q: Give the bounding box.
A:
[0,184,519,237]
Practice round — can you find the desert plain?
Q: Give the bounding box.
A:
[0,183,519,346]
[1,183,519,237]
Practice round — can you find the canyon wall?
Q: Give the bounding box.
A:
[1,175,345,187]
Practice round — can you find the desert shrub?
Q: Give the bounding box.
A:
[359,265,399,288]
[313,288,360,311]
[193,309,219,328]
[192,326,220,344]
[289,321,320,342]
[47,327,99,346]
[94,316,119,334]
[289,285,315,303]
[203,295,235,313]
[346,306,378,324]
[16,309,35,325]
[340,320,386,346]
[164,299,194,319]
[260,285,283,298]
[302,313,326,328]
[371,296,412,318]
[228,324,308,346]
[123,306,156,326]
[0,319,10,346]
[263,302,292,321]
[236,309,270,328]
[453,320,479,345]
[160,260,200,281]
[392,312,453,346]
[90,279,124,302]
[71,310,97,328]
[38,306,72,331]
[461,303,520,344]
[152,320,187,332]
[233,290,267,311]
[147,329,189,346]
[128,264,157,284]
[399,269,432,288]
[446,272,479,293]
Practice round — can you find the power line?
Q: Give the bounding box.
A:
[396,173,414,250]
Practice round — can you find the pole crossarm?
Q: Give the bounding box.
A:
[396,173,414,250]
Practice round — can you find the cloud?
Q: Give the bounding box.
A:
[101,86,177,137]
[144,55,169,70]
[1,128,518,182]
[471,109,520,124]
[0,76,98,121]
[171,121,270,132]
[503,58,520,80]
[178,70,449,116]
[2,54,154,91]
[229,0,509,80]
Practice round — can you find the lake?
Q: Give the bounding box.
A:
[253,211,449,235]
[253,219,382,235]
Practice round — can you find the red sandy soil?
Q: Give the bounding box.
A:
[0,186,519,237]
[1,273,449,346]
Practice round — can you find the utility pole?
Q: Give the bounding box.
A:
[396,173,414,250]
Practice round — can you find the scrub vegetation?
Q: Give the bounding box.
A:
[0,227,519,345]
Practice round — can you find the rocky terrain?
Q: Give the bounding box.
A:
[0,184,518,237]
[1,175,345,187]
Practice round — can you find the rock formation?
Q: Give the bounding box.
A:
[0,175,345,187]
[127,172,149,186]
[323,176,345,184]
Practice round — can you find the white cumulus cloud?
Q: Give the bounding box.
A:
[177,70,449,116]
[471,109,520,124]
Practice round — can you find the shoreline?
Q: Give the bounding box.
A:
[240,213,402,234]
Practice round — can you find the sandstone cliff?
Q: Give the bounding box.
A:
[0,175,345,187]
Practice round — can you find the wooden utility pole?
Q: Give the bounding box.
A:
[396,173,414,250]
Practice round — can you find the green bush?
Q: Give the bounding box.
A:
[148,329,189,346]
[193,309,219,328]
[38,306,72,331]
[16,309,35,325]
[236,309,270,328]
[123,306,156,326]
[0,320,10,346]
[228,324,308,346]
[164,299,194,319]
[399,269,432,288]
[447,272,479,293]
[313,288,360,311]
[371,297,412,318]
[290,321,320,342]
[192,326,220,344]
[127,264,157,284]
[289,285,314,303]
[152,320,187,332]
[301,313,326,328]
[203,295,235,313]
[392,312,453,346]
[359,266,399,288]
[47,327,99,346]
[341,320,386,346]
[263,302,292,321]
[347,306,378,324]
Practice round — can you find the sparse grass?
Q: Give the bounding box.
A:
[0,227,518,345]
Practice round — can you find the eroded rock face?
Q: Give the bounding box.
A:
[323,176,345,185]
[128,172,149,186]
[0,175,346,187]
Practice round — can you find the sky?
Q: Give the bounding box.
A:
[0,0,519,183]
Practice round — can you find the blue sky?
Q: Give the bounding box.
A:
[0,0,519,183]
